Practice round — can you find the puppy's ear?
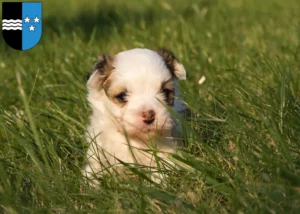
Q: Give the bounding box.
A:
[87,54,114,89]
[156,48,186,80]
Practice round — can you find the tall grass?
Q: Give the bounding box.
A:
[0,0,299,213]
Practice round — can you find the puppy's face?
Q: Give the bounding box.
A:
[87,48,186,140]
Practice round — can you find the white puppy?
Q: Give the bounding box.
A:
[83,48,186,184]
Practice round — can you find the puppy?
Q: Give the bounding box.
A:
[83,48,186,184]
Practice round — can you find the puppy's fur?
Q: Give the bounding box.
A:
[83,48,186,184]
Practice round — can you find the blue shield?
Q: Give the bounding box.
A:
[2,2,42,51]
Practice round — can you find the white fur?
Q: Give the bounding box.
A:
[83,48,186,184]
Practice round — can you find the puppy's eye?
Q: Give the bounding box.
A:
[162,88,174,105]
[115,92,127,103]
[162,88,172,97]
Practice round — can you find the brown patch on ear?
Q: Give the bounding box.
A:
[156,48,186,80]
[87,54,114,89]
[156,48,177,77]
[102,77,112,93]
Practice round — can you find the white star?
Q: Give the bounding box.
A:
[34,16,40,23]
[24,16,30,23]
[29,25,35,31]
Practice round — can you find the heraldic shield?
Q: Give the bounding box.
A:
[2,2,42,50]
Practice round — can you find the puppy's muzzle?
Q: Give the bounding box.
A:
[142,110,155,125]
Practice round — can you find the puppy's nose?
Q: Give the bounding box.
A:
[142,110,156,125]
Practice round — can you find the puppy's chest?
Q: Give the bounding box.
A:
[97,133,174,164]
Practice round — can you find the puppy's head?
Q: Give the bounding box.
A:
[87,48,186,140]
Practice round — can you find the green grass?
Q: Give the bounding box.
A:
[1,0,300,213]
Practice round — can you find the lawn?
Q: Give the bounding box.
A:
[0,0,300,213]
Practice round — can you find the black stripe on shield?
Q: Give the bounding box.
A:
[2,2,22,50]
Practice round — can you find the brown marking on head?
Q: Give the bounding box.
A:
[161,78,175,106]
[156,48,186,80]
[87,54,114,89]
[103,75,128,108]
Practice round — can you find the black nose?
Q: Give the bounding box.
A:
[142,110,155,125]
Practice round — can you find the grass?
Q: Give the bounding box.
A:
[0,0,300,213]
